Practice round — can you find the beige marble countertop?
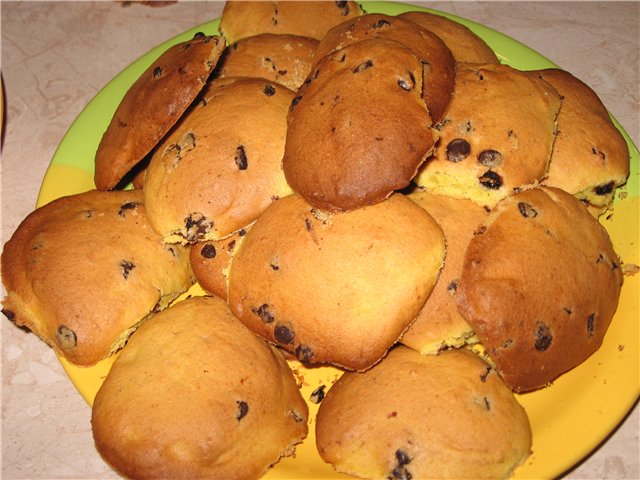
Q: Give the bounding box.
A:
[1,1,638,479]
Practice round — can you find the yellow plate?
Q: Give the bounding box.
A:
[37,2,639,479]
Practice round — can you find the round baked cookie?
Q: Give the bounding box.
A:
[283,38,436,211]
[312,13,456,123]
[228,193,445,371]
[219,0,364,44]
[399,11,499,64]
[94,33,225,190]
[401,191,489,354]
[456,186,624,392]
[216,33,319,91]
[315,346,532,480]
[92,295,308,480]
[414,63,562,208]
[0,189,194,366]
[143,77,294,243]
[532,68,630,212]
[190,226,249,301]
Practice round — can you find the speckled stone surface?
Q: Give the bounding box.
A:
[1,1,638,479]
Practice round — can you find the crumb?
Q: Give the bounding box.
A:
[621,263,640,276]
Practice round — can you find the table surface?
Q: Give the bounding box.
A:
[1,1,638,479]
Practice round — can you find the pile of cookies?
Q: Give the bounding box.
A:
[1,1,631,479]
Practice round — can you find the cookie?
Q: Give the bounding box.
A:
[401,191,489,354]
[315,346,532,480]
[94,33,225,190]
[92,295,308,479]
[533,68,630,212]
[1,189,194,366]
[283,38,436,211]
[456,186,623,392]
[312,13,456,123]
[190,226,249,300]
[399,11,499,64]
[414,63,562,207]
[143,77,294,243]
[216,33,319,91]
[219,0,364,44]
[227,193,445,371]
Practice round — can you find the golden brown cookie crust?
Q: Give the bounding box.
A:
[143,77,294,243]
[1,189,194,366]
[401,191,489,353]
[219,0,364,44]
[228,193,445,371]
[94,33,225,191]
[534,68,629,210]
[456,186,623,392]
[312,13,456,123]
[316,347,532,480]
[283,38,436,211]
[399,10,499,64]
[414,63,561,207]
[217,33,319,91]
[92,296,308,479]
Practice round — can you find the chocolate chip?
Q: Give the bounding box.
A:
[501,339,514,349]
[594,181,614,196]
[252,304,275,323]
[270,260,280,271]
[477,149,503,167]
[152,66,163,79]
[397,72,416,91]
[390,449,413,480]
[290,410,305,422]
[478,170,503,189]
[335,0,349,15]
[517,202,538,218]
[309,385,326,404]
[373,19,391,28]
[200,244,216,259]
[119,260,135,279]
[587,313,596,338]
[56,325,77,349]
[290,95,303,110]
[236,400,249,421]
[184,213,213,242]
[238,229,247,237]
[446,279,458,295]
[295,344,314,362]
[480,366,491,382]
[353,60,374,73]
[234,145,248,170]
[274,322,295,344]
[118,202,139,217]
[263,84,276,96]
[446,138,470,162]
[564,307,573,315]
[2,309,15,321]
[534,321,552,351]
[193,31,205,39]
